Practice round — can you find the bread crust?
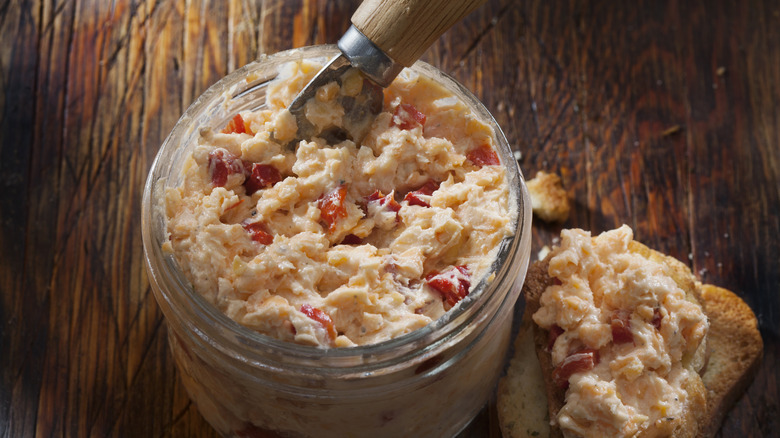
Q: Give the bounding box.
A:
[497,315,552,438]
[697,285,763,438]
[524,261,565,438]
[498,239,762,438]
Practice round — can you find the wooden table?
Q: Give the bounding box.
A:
[1,0,778,436]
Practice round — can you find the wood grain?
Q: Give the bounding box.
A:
[1,0,777,437]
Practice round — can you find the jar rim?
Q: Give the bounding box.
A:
[141,45,532,372]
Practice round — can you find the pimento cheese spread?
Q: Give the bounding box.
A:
[532,226,708,437]
[164,60,514,347]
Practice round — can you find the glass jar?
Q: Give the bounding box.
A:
[142,45,532,438]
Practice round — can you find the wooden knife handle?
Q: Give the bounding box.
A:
[351,0,486,67]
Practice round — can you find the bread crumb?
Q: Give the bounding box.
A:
[538,245,551,261]
[526,171,570,223]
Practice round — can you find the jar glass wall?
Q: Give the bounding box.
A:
[142,45,532,438]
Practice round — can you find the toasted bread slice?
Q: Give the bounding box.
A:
[497,315,551,438]
[697,284,763,438]
[518,260,565,438]
[523,241,709,438]
[498,244,762,438]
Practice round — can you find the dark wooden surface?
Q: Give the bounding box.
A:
[1,0,778,436]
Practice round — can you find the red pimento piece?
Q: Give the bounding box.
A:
[222,114,253,135]
[283,320,296,336]
[366,189,401,213]
[300,304,337,340]
[403,180,440,207]
[466,143,500,167]
[548,324,565,351]
[241,221,273,245]
[341,234,363,245]
[651,307,663,330]
[552,348,600,390]
[318,184,349,233]
[611,311,634,344]
[365,190,383,202]
[244,163,282,195]
[425,265,471,307]
[392,103,426,130]
[208,149,244,187]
